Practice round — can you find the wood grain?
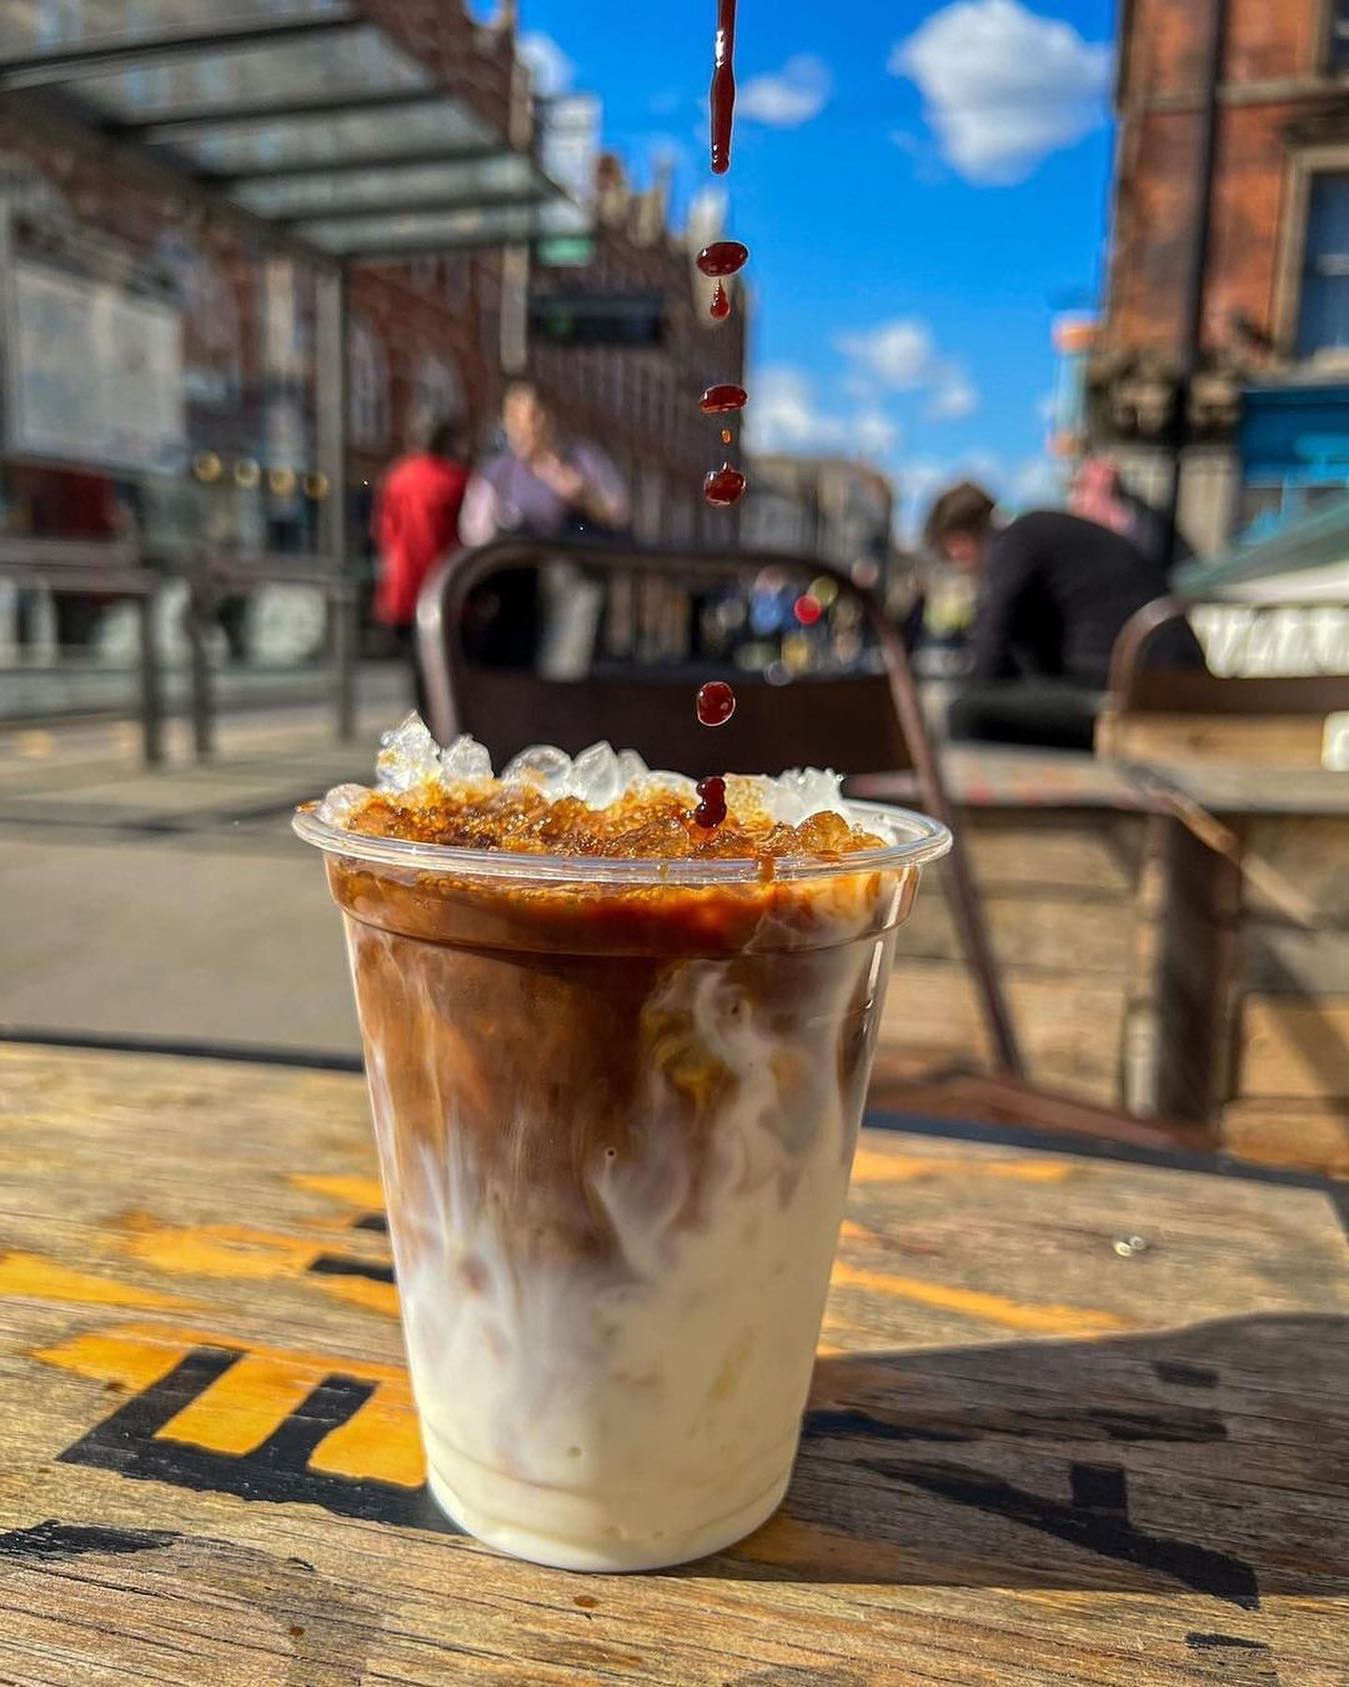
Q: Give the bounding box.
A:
[1220,1100,1349,1177]
[1099,713,1332,767]
[0,1043,1345,1685]
[1238,996,1349,1100]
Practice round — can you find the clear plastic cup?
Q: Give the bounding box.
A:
[295,799,950,1570]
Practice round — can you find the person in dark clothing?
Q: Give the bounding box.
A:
[1069,456,1194,574]
[924,481,1206,751]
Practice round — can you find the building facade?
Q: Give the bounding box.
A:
[0,0,743,673]
[1092,0,1349,549]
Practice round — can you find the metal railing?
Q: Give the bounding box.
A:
[0,541,358,763]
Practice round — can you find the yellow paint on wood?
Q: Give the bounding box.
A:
[312,1274,400,1318]
[308,1382,425,1488]
[829,1260,1132,1337]
[156,1353,325,1456]
[0,1251,191,1311]
[848,1148,1074,1186]
[291,1173,385,1211]
[120,1215,325,1280]
[39,1322,408,1389]
[30,1327,195,1396]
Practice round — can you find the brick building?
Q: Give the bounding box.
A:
[0,0,743,594]
[1091,0,1349,548]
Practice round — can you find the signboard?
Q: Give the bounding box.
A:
[535,93,599,266]
[529,292,666,349]
[6,261,186,474]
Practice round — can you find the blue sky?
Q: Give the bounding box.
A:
[513,0,1117,533]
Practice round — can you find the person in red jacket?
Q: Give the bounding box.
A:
[373,416,469,712]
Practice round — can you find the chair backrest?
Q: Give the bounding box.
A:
[417,537,914,776]
[418,535,1024,1080]
[1099,595,1349,767]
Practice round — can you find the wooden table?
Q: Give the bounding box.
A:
[2,1042,1346,1684]
[1118,761,1349,1171]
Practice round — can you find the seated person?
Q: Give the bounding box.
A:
[924,481,1206,752]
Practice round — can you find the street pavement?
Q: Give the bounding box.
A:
[0,680,410,1061]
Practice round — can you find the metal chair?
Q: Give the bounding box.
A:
[419,538,1208,1153]
[1099,594,1349,767]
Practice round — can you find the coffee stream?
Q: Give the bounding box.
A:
[696,0,745,826]
[710,0,737,176]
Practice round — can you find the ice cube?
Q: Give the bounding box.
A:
[502,743,573,797]
[614,748,649,794]
[316,783,367,824]
[637,768,699,802]
[770,767,848,825]
[569,741,623,809]
[440,733,493,785]
[375,713,441,793]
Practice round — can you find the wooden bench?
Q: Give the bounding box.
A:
[1096,594,1349,769]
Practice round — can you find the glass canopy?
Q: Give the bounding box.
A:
[0,1,584,257]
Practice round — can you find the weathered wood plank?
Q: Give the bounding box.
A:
[895,877,1136,976]
[1241,817,1349,923]
[1220,1100,1349,1177]
[1241,922,1349,996]
[958,811,1147,899]
[1238,996,1349,1100]
[882,961,1127,1102]
[0,1043,1345,1685]
[1099,713,1331,768]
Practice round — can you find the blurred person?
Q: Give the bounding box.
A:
[1069,455,1194,573]
[373,415,470,712]
[924,481,1205,751]
[459,381,629,668]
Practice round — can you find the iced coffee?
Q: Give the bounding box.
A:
[295,716,949,1571]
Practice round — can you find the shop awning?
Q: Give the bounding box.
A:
[0,1,585,256]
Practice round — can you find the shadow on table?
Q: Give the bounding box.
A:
[707,1312,1349,1604]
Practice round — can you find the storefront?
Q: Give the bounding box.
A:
[0,0,577,724]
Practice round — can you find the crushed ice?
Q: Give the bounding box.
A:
[356,712,851,821]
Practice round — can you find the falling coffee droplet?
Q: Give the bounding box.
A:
[696,680,737,727]
[699,383,747,414]
[694,775,728,829]
[721,427,733,444]
[704,463,746,508]
[696,240,749,278]
[710,281,731,321]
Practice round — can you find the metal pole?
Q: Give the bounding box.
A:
[187,571,214,760]
[1164,0,1228,570]
[316,266,354,741]
[135,585,163,765]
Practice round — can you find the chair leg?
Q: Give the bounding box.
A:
[940,826,1025,1078]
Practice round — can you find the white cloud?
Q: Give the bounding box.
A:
[1010,455,1065,507]
[748,368,845,454]
[746,367,901,464]
[739,55,833,127]
[855,410,903,458]
[890,0,1110,185]
[837,319,936,390]
[927,365,980,420]
[519,31,572,98]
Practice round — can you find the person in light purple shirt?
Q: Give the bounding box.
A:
[459,380,630,666]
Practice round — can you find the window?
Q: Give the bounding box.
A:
[347,316,389,451]
[1333,1,1349,69]
[1297,173,1349,356]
